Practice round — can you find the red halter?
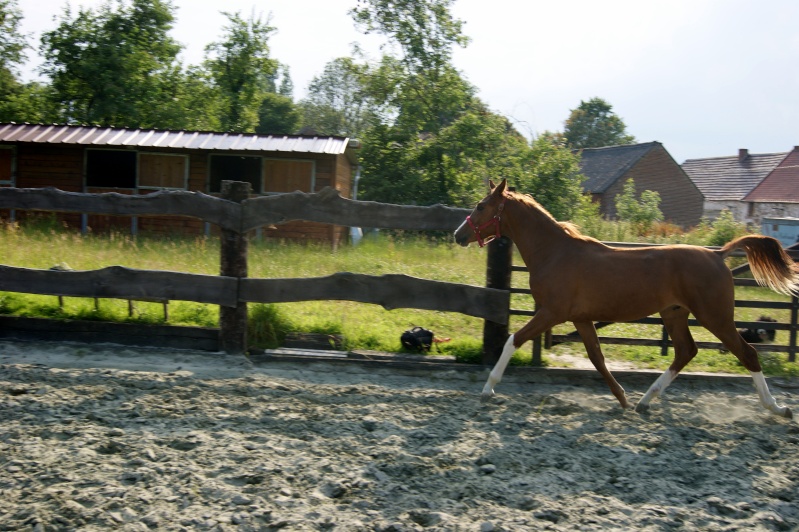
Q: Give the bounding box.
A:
[466,201,505,247]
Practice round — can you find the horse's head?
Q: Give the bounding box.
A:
[454,179,508,247]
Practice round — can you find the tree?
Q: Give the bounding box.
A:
[358,103,532,207]
[203,11,280,132]
[351,0,517,206]
[615,178,663,234]
[563,97,635,149]
[0,0,55,123]
[350,0,473,134]
[40,0,184,127]
[0,0,26,73]
[527,135,585,220]
[298,57,376,137]
[255,92,300,134]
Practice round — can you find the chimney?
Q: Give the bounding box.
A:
[738,149,749,162]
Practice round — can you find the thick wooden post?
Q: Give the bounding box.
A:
[219,181,251,355]
[482,236,513,364]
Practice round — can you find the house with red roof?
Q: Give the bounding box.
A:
[743,146,799,226]
[682,149,788,223]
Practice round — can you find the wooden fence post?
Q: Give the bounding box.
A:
[219,180,251,355]
[482,236,512,364]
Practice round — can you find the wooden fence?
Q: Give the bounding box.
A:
[0,182,510,354]
[483,236,799,364]
[2,183,797,365]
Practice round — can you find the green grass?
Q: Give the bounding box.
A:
[0,217,797,376]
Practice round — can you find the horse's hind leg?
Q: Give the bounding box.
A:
[573,321,630,409]
[636,307,697,413]
[698,309,792,418]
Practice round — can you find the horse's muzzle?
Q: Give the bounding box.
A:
[453,220,471,246]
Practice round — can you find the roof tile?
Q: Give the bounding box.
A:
[577,142,661,193]
[744,148,799,202]
[682,151,787,201]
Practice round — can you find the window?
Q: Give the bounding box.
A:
[263,159,315,194]
[208,155,261,193]
[139,153,188,190]
[0,146,13,185]
[86,150,136,188]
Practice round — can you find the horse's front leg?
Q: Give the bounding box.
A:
[482,313,557,401]
[573,321,631,409]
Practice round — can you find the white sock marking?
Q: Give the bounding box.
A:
[639,369,677,407]
[481,334,516,397]
[750,371,787,416]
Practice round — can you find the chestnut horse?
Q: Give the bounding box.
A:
[455,179,796,418]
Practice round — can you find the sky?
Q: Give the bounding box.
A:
[15,0,799,163]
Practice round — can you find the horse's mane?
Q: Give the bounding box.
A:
[507,190,599,243]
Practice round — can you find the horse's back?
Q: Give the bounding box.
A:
[555,242,733,322]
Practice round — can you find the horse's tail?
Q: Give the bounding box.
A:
[716,235,799,296]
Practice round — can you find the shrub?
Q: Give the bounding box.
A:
[707,209,749,246]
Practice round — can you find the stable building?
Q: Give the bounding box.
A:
[0,123,360,245]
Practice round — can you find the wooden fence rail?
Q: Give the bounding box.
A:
[0,265,509,324]
[0,186,470,232]
[0,184,510,354]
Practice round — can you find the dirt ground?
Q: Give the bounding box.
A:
[1,340,798,531]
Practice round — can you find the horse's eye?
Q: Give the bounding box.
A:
[476,204,484,212]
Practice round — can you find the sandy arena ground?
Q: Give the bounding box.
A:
[1,340,798,531]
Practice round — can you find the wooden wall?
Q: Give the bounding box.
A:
[1,143,355,244]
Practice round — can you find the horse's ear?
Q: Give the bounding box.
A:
[491,178,507,196]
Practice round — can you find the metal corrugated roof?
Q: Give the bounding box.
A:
[0,123,352,156]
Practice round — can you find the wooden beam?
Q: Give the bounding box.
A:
[0,265,238,307]
[240,273,510,324]
[242,187,470,232]
[0,187,241,231]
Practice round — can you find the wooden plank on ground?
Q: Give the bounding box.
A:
[0,315,220,351]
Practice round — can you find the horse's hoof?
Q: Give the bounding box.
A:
[634,402,649,414]
[480,392,494,403]
[782,407,793,419]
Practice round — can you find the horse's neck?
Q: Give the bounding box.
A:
[505,201,571,268]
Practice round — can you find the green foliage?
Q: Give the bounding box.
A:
[0,0,27,71]
[298,57,377,137]
[351,0,512,208]
[0,0,59,123]
[203,11,280,132]
[255,92,301,135]
[525,135,585,220]
[248,303,292,348]
[350,0,469,77]
[706,209,749,247]
[614,179,663,235]
[563,97,635,149]
[40,0,184,127]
